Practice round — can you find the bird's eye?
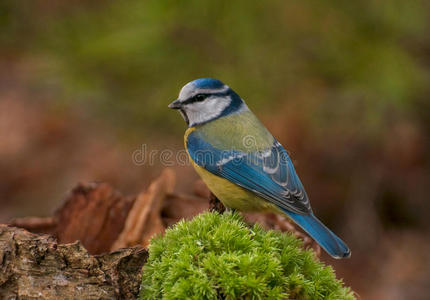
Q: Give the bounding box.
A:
[194,94,205,102]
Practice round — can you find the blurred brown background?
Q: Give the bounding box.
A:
[1,1,429,299]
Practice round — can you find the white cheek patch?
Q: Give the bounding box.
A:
[184,96,231,126]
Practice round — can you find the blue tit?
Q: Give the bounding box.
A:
[169,78,350,259]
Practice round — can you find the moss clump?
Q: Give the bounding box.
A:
[140,212,355,300]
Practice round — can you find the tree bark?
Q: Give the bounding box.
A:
[0,225,147,299]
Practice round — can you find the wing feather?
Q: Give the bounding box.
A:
[187,131,311,215]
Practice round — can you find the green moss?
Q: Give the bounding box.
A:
[140,212,355,300]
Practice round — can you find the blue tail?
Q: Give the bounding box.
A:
[282,210,351,259]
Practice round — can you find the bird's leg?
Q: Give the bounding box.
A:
[208,192,226,213]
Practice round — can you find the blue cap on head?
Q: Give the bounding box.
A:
[170,77,246,126]
[191,78,225,90]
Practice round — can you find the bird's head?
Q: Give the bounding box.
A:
[168,78,247,127]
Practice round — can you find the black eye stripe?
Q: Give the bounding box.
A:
[182,94,207,105]
[182,91,230,105]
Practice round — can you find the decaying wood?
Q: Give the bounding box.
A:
[9,216,57,235]
[8,170,186,254]
[0,225,147,299]
[9,169,317,257]
[112,169,175,250]
[1,168,322,299]
[54,182,135,255]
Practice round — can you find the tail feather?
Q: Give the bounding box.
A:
[282,210,351,259]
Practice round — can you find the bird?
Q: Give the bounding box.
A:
[168,78,350,259]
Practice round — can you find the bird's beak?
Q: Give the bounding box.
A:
[168,99,181,109]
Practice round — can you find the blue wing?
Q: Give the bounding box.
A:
[187,130,311,215]
[187,130,351,258]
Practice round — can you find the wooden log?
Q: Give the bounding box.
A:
[111,169,175,250]
[0,225,147,299]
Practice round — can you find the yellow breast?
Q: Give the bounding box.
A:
[185,127,274,212]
